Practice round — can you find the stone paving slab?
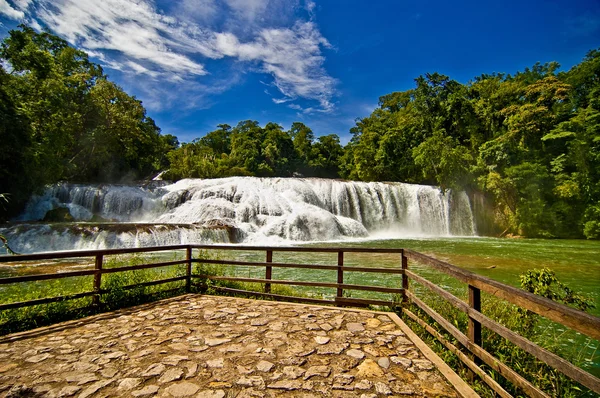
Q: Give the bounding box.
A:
[0,294,470,397]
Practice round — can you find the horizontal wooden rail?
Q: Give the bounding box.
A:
[196,275,404,294]
[101,260,187,274]
[0,291,97,311]
[190,244,405,254]
[0,269,97,285]
[103,276,187,292]
[193,258,404,274]
[0,245,188,262]
[404,249,600,341]
[335,296,394,307]
[210,286,334,306]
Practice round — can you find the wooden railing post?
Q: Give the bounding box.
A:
[93,254,103,307]
[265,250,273,293]
[336,251,344,305]
[468,284,482,364]
[186,246,192,293]
[401,251,408,306]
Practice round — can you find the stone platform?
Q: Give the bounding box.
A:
[0,294,476,397]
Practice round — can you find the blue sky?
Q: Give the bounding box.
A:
[1,0,599,144]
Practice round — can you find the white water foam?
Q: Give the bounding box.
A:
[5,177,477,252]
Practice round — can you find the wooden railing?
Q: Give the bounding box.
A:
[402,249,600,398]
[0,244,599,397]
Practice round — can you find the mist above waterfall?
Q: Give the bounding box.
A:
[2,177,476,253]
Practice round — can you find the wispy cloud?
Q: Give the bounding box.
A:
[0,0,336,113]
[0,0,24,19]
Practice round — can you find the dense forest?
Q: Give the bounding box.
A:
[1,26,599,239]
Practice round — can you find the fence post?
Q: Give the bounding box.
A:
[336,251,344,305]
[93,254,103,308]
[468,284,482,367]
[401,250,408,306]
[186,246,192,293]
[265,250,273,293]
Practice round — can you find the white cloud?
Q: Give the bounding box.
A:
[224,0,269,22]
[0,0,336,113]
[213,21,336,112]
[0,0,24,20]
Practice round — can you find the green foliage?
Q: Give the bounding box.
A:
[344,49,600,239]
[520,268,595,312]
[164,120,344,180]
[0,26,174,220]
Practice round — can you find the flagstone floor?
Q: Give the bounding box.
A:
[0,294,466,397]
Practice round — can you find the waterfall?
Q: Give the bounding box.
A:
[1,177,477,253]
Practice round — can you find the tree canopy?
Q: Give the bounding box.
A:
[0,26,176,219]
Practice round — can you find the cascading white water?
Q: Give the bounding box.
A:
[1,177,476,253]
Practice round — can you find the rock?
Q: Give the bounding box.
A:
[236,376,265,388]
[162,355,189,366]
[304,365,331,380]
[56,385,81,397]
[43,207,73,222]
[390,357,412,368]
[159,367,184,383]
[166,342,187,351]
[346,323,365,332]
[164,381,200,397]
[365,318,382,328]
[314,336,330,345]
[360,394,377,398]
[25,353,52,363]
[377,357,391,369]
[131,385,159,397]
[196,390,226,398]
[65,373,98,385]
[134,349,154,358]
[183,362,198,378]
[412,359,434,371]
[0,364,17,373]
[250,319,268,326]
[319,323,333,331]
[100,366,119,378]
[206,358,224,368]
[355,380,373,390]
[356,359,384,378]
[395,336,413,346]
[267,380,302,390]
[78,379,114,398]
[204,338,231,347]
[333,374,354,385]
[71,362,100,373]
[375,382,392,395]
[346,349,365,359]
[256,360,274,372]
[317,343,348,355]
[141,363,166,377]
[282,366,305,379]
[117,378,143,390]
[105,350,125,359]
